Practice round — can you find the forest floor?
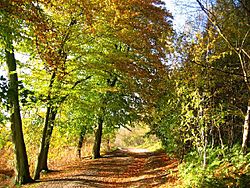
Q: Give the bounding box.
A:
[1,148,181,188]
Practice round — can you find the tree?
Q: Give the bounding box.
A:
[92,76,117,159]
[33,3,83,179]
[1,21,33,185]
[1,0,173,181]
[5,35,33,185]
[195,0,250,153]
[0,0,43,184]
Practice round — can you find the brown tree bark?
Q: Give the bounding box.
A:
[34,72,56,180]
[92,77,117,159]
[92,116,104,159]
[34,74,91,179]
[40,108,57,171]
[77,129,86,158]
[34,106,57,179]
[6,40,33,184]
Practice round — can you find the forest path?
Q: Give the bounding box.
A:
[24,149,179,188]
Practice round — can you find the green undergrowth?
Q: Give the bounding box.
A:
[179,145,250,188]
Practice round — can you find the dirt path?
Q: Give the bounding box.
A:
[23,149,179,188]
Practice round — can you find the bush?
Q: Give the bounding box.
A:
[179,146,250,188]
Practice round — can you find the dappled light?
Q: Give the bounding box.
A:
[22,149,179,188]
[1,0,250,187]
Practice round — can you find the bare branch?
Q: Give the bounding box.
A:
[195,0,242,55]
[195,0,250,86]
[191,60,248,78]
[240,29,250,50]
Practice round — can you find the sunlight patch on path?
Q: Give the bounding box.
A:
[119,148,150,153]
[28,149,180,188]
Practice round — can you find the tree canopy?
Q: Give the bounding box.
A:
[0,0,250,187]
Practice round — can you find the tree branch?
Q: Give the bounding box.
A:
[71,76,92,90]
[191,60,248,78]
[196,0,250,85]
[58,75,92,103]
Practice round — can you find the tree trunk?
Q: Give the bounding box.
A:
[34,106,57,180]
[77,134,84,159]
[201,125,208,169]
[218,126,224,149]
[34,106,51,179]
[34,72,56,180]
[92,77,117,159]
[77,129,86,159]
[92,117,104,159]
[242,100,250,154]
[6,43,33,184]
[228,116,234,148]
[41,108,57,171]
[106,136,111,152]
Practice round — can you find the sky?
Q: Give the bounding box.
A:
[164,0,186,30]
[163,0,201,32]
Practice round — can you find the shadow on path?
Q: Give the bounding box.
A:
[26,148,179,188]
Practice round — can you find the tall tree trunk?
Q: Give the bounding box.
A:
[34,72,56,180]
[40,108,57,171]
[33,74,90,179]
[242,100,250,154]
[34,106,57,179]
[92,76,117,159]
[5,42,33,184]
[77,129,86,159]
[92,117,104,159]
